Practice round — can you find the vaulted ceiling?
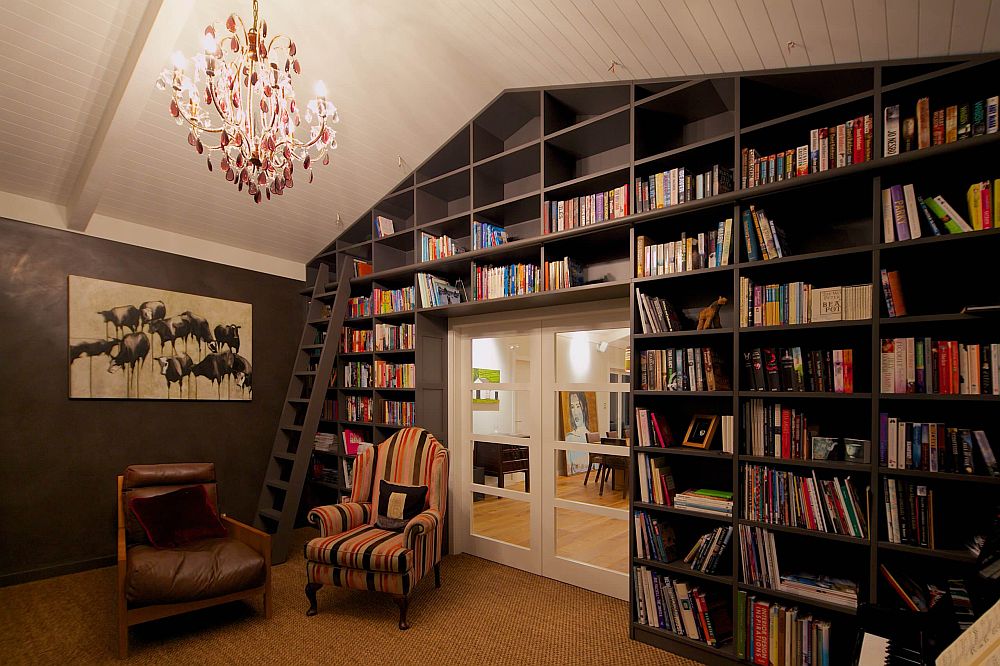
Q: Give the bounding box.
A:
[1,0,998,278]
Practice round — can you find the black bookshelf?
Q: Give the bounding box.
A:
[299,54,1000,665]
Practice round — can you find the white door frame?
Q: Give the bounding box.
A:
[447,298,630,598]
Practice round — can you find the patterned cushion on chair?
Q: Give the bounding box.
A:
[304,524,412,573]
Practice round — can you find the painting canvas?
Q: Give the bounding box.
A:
[471,368,500,404]
[68,276,252,400]
[559,391,599,474]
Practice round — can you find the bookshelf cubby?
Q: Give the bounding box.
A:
[298,55,1000,664]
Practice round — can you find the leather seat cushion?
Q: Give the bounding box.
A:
[304,525,412,573]
[126,538,265,606]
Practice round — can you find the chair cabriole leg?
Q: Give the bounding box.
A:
[305,582,322,616]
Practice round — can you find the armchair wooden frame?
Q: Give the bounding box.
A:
[116,475,272,658]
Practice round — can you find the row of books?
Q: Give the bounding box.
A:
[742,464,868,538]
[675,488,734,517]
[743,399,816,460]
[633,510,677,563]
[636,453,675,505]
[879,415,998,475]
[382,400,414,426]
[312,464,339,486]
[542,256,583,291]
[633,165,734,213]
[419,231,463,262]
[543,185,630,234]
[372,285,414,314]
[635,291,682,334]
[343,361,371,388]
[374,360,415,389]
[374,322,414,351]
[416,273,462,308]
[880,338,1000,395]
[341,327,372,353]
[735,591,832,664]
[347,295,371,319]
[635,408,673,447]
[474,263,540,300]
[319,399,337,421]
[879,269,906,317]
[739,280,871,327]
[635,218,734,277]
[741,206,786,261]
[313,431,337,453]
[743,347,856,394]
[375,215,396,239]
[345,395,373,423]
[633,567,732,647]
[883,479,935,548]
[881,182,977,242]
[472,220,507,250]
[883,97,997,157]
[351,258,373,278]
[741,114,873,189]
[684,526,732,574]
[739,525,859,609]
[638,347,729,392]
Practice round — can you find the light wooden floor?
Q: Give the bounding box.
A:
[471,470,630,572]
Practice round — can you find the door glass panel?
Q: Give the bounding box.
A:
[471,389,531,438]
[471,334,535,384]
[554,328,630,384]
[471,439,530,494]
[471,492,531,548]
[554,506,629,573]
[553,447,629,509]
[553,390,633,443]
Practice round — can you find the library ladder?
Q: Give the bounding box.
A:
[254,262,352,563]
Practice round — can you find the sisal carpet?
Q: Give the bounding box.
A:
[0,528,702,665]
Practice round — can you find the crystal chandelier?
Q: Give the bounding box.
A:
[157,0,338,203]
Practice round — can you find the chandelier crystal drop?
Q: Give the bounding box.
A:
[157,0,338,203]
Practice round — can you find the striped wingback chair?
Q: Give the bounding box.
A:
[304,427,448,629]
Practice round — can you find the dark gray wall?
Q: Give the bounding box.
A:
[0,217,303,584]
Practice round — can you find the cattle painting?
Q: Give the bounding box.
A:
[69,276,252,400]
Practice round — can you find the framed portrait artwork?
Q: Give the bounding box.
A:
[681,414,719,449]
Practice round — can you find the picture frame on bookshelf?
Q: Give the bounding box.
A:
[811,437,844,461]
[844,438,870,463]
[681,414,719,449]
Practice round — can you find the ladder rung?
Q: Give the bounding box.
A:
[273,452,295,461]
[295,371,317,376]
[301,344,323,350]
[266,479,290,491]
[281,425,303,432]
[259,508,282,521]
[307,318,329,326]
[288,398,309,404]
[298,286,313,296]
[317,290,337,298]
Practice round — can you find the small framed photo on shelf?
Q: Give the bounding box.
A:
[843,438,870,463]
[682,415,719,449]
[811,437,845,461]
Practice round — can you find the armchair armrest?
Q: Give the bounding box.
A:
[222,515,272,565]
[307,502,371,537]
[404,508,442,551]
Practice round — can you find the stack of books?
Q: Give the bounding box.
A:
[374,360,415,389]
[880,338,999,395]
[541,256,583,291]
[743,399,818,460]
[374,322,414,351]
[634,408,674,447]
[684,526,732,574]
[347,295,371,318]
[343,428,372,456]
[635,165,733,212]
[382,400,414,426]
[883,479,935,548]
[345,395,373,422]
[741,206,786,261]
[634,567,733,647]
[743,346,856,393]
[472,221,508,250]
[372,285,414,314]
[636,453,675,505]
[313,432,337,452]
[742,464,868,538]
[635,219,733,276]
[635,291,682,334]
[739,525,779,588]
[884,97,998,156]
[416,273,463,308]
[351,258,373,277]
[474,263,540,300]
[375,215,395,238]
[419,231,463,261]
[742,114,873,189]
[735,592,832,663]
[639,347,729,392]
[543,184,629,233]
[739,280,871,327]
[879,414,998,475]
[633,510,677,562]
[341,327,373,353]
[780,573,859,609]
[674,488,733,517]
[343,362,372,388]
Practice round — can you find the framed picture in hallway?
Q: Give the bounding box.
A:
[68,275,252,400]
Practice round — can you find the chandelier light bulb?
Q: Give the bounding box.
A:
[158,0,338,203]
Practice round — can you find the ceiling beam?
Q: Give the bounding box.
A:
[65,0,194,231]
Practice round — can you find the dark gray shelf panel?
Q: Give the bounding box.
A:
[877,541,977,563]
[738,520,869,545]
[420,280,629,318]
[738,456,870,473]
[633,446,732,460]
[736,583,857,616]
[543,85,629,135]
[633,557,734,585]
[634,501,734,523]
[878,468,1000,484]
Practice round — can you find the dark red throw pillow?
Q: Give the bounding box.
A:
[129,485,227,549]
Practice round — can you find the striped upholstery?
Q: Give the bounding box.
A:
[305,428,448,596]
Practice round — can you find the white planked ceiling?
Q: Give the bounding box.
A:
[0,0,997,269]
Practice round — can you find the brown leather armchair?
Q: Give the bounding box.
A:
[117,463,271,658]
